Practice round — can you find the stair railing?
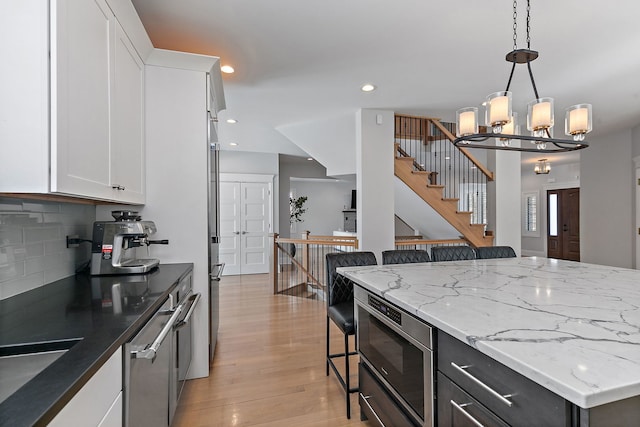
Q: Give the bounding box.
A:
[394,114,494,226]
[270,232,358,301]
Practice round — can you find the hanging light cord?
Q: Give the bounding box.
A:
[505,0,540,98]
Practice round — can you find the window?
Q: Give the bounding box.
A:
[522,192,540,237]
[548,193,558,237]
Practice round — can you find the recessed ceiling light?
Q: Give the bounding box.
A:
[307,157,313,161]
[221,65,235,74]
[226,119,238,124]
[445,156,451,160]
[361,84,376,92]
[229,142,238,146]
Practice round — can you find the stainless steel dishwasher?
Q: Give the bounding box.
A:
[124,297,183,427]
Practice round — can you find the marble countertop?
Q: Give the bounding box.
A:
[338,256,640,409]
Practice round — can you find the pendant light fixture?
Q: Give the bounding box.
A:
[454,0,592,153]
[534,159,551,174]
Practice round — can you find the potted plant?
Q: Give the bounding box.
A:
[289,196,308,224]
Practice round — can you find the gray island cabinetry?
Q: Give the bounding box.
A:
[339,257,640,426]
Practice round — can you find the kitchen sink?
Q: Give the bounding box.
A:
[0,338,82,404]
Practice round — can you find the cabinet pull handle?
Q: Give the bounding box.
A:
[111,184,126,191]
[173,292,201,330]
[359,394,387,427]
[132,303,184,361]
[451,362,514,407]
[450,400,485,427]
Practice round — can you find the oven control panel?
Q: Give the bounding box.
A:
[368,295,402,326]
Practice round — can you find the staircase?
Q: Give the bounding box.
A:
[394,115,494,248]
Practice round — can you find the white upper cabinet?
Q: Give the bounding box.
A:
[51,0,113,199]
[110,19,145,203]
[0,0,145,204]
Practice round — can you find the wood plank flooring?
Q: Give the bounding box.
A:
[172,274,374,427]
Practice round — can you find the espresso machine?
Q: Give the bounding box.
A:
[90,210,168,275]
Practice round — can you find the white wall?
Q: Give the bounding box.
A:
[521,162,581,256]
[289,179,354,235]
[356,109,394,260]
[0,197,94,299]
[581,129,634,268]
[137,63,210,379]
[219,151,278,175]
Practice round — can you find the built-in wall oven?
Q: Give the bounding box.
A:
[355,286,433,427]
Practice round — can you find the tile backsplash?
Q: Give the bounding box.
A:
[0,197,95,300]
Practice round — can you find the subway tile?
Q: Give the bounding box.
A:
[0,261,25,283]
[43,252,69,270]
[0,226,24,247]
[25,256,45,275]
[44,239,67,255]
[0,212,43,225]
[0,199,24,211]
[44,263,76,283]
[22,201,60,213]
[0,272,45,300]
[24,226,60,243]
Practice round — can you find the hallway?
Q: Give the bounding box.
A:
[172,274,372,427]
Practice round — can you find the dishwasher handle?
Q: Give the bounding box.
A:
[174,292,201,330]
[132,303,184,361]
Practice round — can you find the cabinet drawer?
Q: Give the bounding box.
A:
[437,372,509,427]
[437,332,569,427]
[359,363,418,427]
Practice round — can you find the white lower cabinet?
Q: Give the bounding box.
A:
[98,391,123,427]
[47,348,122,427]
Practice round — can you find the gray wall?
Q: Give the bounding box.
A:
[289,179,355,236]
[278,155,330,237]
[581,129,634,268]
[0,197,94,299]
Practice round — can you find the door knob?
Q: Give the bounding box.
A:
[563,225,568,232]
[233,231,240,235]
[241,231,247,234]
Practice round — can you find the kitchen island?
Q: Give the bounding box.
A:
[339,257,640,425]
[0,263,193,427]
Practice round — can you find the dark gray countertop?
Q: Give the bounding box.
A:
[0,263,193,427]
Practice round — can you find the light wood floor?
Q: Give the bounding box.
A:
[172,274,374,427]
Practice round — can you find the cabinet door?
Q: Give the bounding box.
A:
[51,0,113,199]
[48,348,122,427]
[111,19,145,204]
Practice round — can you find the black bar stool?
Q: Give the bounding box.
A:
[382,249,431,264]
[325,251,377,419]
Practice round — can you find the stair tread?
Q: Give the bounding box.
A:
[456,211,473,215]
[442,198,460,202]
[426,184,445,189]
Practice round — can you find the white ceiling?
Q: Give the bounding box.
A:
[131,0,640,168]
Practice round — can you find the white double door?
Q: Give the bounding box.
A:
[219,178,272,275]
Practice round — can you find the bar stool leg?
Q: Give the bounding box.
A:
[326,316,330,376]
[345,332,351,419]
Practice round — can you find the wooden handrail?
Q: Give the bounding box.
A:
[395,238,469,247]
[276,238,358,247]
[429,119,494,181]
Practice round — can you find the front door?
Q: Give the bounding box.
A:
[220,181,271,275]
[547,188,580,261]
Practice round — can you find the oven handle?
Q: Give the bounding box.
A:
[132,303,184,361]
[359,393,387,427]
[173,292,201,330]
[451,362,514,407]
[450,400,485,427]
[210,262,225,281]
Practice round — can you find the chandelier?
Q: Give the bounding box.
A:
[534,159,550,174]
[454,0,592,153]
